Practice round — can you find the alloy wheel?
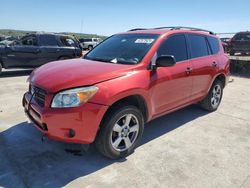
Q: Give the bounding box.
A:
[211,84,222,108]
[110,114,139,152]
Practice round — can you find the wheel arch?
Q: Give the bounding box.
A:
[100,94,149,128]
[207,73,227,93]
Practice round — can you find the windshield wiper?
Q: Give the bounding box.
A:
[85,57,111,63]
[115,58,138,65]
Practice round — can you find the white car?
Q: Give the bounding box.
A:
[79,38,102,50]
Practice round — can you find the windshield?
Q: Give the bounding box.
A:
[84,34,159,64]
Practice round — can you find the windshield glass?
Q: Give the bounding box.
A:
[84,34,159,64]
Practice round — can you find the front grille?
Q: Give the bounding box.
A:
[30,85,46,107]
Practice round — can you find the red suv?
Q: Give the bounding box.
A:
[23,27,230,159]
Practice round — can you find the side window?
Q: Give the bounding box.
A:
[234,34,244,41]
[60,36,77,47]
[207,36,220,54]
[234,33,250,41]
[189,35,209,58]
[21,36,38,46]
[157,35,188,62]
[39,35,58,46]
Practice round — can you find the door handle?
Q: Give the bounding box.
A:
[185,67,192,74]
[212,62,217,67]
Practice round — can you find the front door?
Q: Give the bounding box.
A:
[151,34,193,115]
[4,35,42,68]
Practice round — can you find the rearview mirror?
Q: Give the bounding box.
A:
[156,55,176,67]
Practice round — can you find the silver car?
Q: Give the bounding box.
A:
[79,38,102,50]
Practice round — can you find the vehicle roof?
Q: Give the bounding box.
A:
[25,32,74,37]
[120,27,217,38]
[235,31,250,35]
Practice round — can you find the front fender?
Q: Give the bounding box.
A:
[89,70,153,119]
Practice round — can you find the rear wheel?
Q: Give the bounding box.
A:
[95,105,144,159]
[200,80,223,112]
[88,45,93,51]
[58,56,70,60]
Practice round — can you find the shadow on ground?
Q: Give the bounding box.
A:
[0,105,208,188]
[0,69,33,78]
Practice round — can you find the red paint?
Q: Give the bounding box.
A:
[23,29,230,144]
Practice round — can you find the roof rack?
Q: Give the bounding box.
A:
[128,26,215,35]
[128,28,148,32]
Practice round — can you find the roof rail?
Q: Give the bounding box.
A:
[128,28,148,32]
[128,26,215,35]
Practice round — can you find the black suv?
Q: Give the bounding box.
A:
[228,32,250,55]
[0,33,82,74]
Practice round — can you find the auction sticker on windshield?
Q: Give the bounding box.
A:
[135,39,155,44]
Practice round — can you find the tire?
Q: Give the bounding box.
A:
[0,63,2,75]
[200,80,223,112]
[88,45,93,51]
[95,105,144,159]
[58,56,70,60]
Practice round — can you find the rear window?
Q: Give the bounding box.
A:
[189,34,209,58]
[207,36,220,54]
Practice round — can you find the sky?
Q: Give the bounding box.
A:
[1,0,250,36]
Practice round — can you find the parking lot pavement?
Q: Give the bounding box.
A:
[0,74,250,188]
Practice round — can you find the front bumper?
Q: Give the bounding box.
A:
[23,92,108,144]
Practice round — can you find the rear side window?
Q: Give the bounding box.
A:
[84,39,92,42]
[207,36,220,54]
[39,35,58,46]
[157,35,188,62]
[189,35,209,58]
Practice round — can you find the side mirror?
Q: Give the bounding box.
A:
[156,55,176,67]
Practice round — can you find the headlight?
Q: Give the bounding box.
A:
[51,86,99,108]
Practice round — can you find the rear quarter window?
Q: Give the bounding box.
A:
[188,34,209,58]
[207,36,220,54]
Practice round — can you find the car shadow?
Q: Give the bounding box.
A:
[0,69,33,78]
[0,105,208,188]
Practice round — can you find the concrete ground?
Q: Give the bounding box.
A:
[0,70,250,188]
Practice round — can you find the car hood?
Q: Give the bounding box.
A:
[30,58,133,93]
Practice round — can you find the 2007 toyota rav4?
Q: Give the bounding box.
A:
[23,27,230,159]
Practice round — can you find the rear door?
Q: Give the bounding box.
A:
[187,34,218,100]
[37,34,61,65]
[151,34,193,115]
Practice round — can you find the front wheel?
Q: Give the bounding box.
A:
[95,105,144,159]
[200,80,223,112]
